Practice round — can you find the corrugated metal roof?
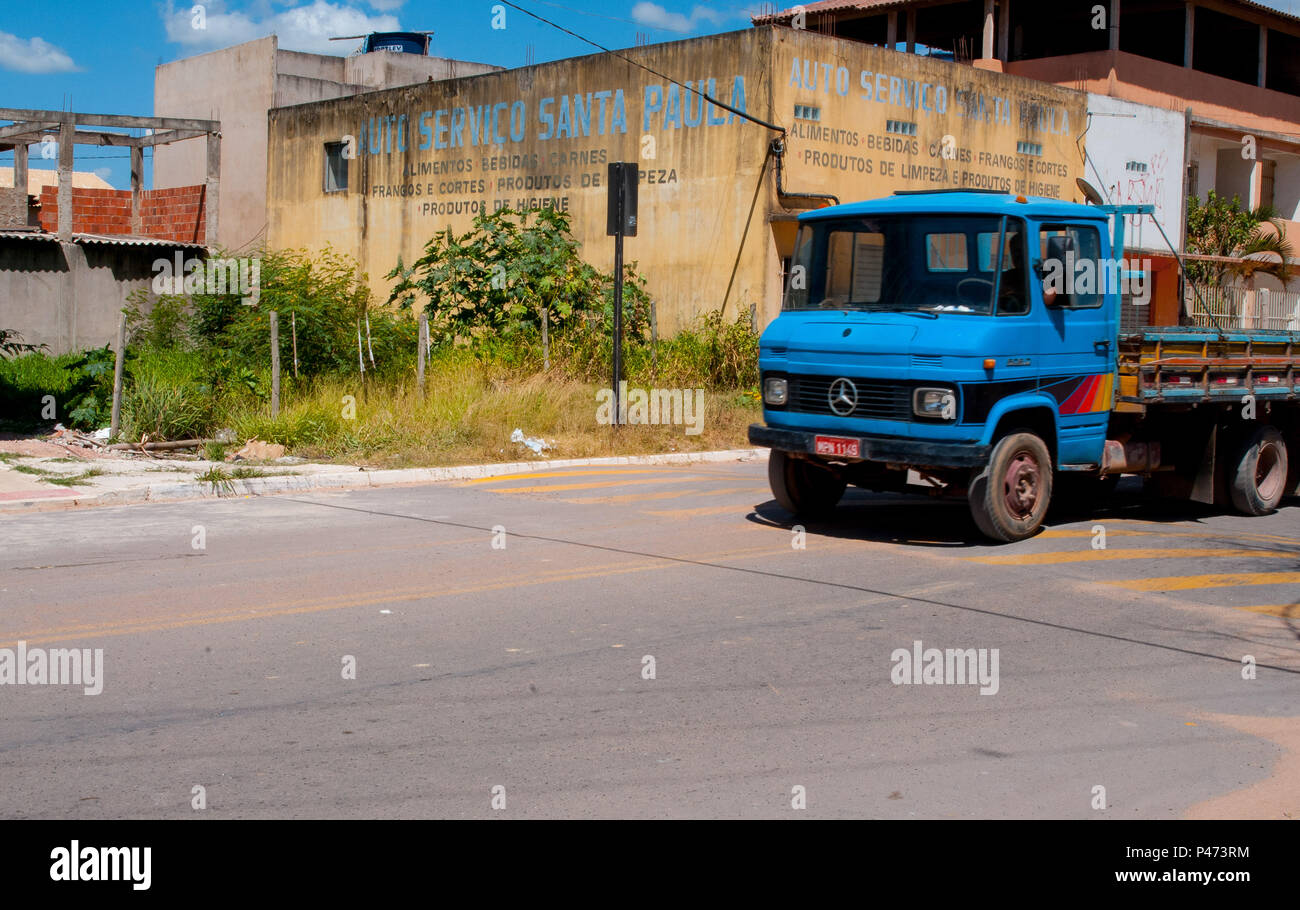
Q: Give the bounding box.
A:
[0,229,58,241]
[74,233,206,250]
[753,0,1300,27]
[0,230,205,249]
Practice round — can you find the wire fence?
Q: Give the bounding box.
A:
[1186,284,1300,331]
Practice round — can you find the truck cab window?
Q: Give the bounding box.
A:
[783,215,1005,314]
[1039,225,1103,309]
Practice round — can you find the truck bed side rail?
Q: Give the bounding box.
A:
[1118,328,1299,406]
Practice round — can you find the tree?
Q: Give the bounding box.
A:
[387,207,649,346]
[1185,190,1294,286]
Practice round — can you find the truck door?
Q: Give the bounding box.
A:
[1035,221,1116,465]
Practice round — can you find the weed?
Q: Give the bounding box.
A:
[196,466,235,495]
[41,468,103,487]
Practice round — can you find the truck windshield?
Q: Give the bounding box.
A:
[784,215,1026,316]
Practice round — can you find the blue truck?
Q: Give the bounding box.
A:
[748,189,1299,542]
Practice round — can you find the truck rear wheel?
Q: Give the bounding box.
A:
[1229,425,1288,516]
[767,449,846,519]
[969,432,1053,542]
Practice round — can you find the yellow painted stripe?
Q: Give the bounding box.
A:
[971,548,1293,566]
[1039,526,1300,547]
[1237,604,1299,618]
[462,469,666,486]
[490,476,702,494]
[645,504,752,518]
[569,486,764,505]
[1111,572,1300,592]
[566,488,706,504]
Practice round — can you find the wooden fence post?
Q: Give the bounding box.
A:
[270,310,280,419]
[109,311,126,440]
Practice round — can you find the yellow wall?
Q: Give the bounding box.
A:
[267,27,1087,333]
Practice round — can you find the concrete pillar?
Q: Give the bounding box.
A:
[982,0,995,59]
[1249,157,1264,210]
[1258,25,1268,88]
[887,11,897,49]
[1184,4,1195,68]
[998,0,1011,62]
[205,130,220,247]
[13,140,28,211]
[906,9,916,54]
[130,145,142,235]
[1109,0,1120,52]
[56,116,73,240]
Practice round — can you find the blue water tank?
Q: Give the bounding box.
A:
[363,32,430,55]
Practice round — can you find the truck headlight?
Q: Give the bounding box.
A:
[913,388,956,420]
[764,377,789,407]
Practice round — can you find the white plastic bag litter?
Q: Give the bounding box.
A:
[510,428,550,455]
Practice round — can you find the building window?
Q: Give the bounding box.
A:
[1017,141,1043,156]
[794,104,821,121]
[886,119,917,136]
[324,142,349,193]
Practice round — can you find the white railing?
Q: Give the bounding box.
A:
[1186,284,1300,330]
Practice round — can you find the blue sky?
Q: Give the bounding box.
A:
[2,0,1299,188]
[0,0,758,187]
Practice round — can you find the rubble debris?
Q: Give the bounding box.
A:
[230,439,287,461]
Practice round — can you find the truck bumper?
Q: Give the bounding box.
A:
[748,424,991,469]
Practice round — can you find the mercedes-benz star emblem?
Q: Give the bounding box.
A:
[828,378,858,416]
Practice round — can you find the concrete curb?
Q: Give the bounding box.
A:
[0,449,767,514]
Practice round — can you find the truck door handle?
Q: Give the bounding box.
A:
[1094,339,1111,354]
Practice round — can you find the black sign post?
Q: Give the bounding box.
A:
[607,163,638,427]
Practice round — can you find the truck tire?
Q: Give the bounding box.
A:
[767,449,846,519]
[1229,425,1288,516]
[969,432,1053,542]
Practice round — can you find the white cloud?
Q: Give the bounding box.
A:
[0,31,80,74]
[630,3,730,33]
[163,1,401,56]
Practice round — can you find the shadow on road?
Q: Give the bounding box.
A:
[747,479,1300,555]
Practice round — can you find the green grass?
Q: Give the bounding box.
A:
[195,466,235,495]
[11,463,50,476]
[3,312,762,469]
[230,467,273,479]
[41,468,103,487]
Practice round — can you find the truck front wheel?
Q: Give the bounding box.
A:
[969,432,1053,542]
[1229,425,1289,516]
[768,449,846,519]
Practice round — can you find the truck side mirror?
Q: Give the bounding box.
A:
[1041,235,1074,308]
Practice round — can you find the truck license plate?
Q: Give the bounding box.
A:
[814,435,860,458]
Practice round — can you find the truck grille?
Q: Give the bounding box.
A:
[786,376,912,420]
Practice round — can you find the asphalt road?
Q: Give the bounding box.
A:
[1,459,1297,819]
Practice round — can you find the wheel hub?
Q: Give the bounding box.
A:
[1003,452,1039,519]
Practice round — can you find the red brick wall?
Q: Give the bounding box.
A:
[38,185,206,244]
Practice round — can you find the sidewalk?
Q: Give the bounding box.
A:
[0,448,765,513]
